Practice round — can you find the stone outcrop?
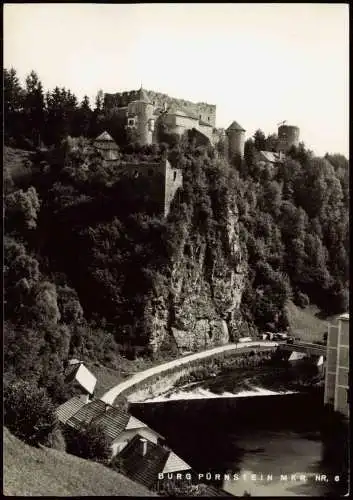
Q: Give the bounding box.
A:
[147,202,247,353]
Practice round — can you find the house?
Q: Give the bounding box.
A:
[255,150,285,166]
[324,313,349,417]
[64,359,97,402]
[93,131,120,166]
[61,398,163,458]
[91,405,164,456]
[113,434,191,490]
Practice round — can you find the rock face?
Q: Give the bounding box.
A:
[148,202,247,353]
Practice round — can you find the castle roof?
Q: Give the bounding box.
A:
[134,87,152,104]
[169,108,198,120]
[226,121,245,132]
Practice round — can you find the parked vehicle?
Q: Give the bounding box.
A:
[238,337,253,343]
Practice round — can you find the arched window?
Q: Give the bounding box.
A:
[173,171,177,181]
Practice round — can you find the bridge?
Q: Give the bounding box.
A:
[277,341,326,357]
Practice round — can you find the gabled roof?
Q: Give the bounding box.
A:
[56,397,86,425]
[95,131,115,141]
[116,434,191,489]
[66,399,107,429]
[92,408,148,441]
[226,120,245,132]
[126,415,148,430]
[257,150,285,163]
[162,452,191,473]
[339,313,349,321]
[116,435,170,489]
[65,363,97,395]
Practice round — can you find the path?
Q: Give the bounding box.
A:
[100,340,279,405]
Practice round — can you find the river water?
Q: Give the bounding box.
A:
[130,362,349,497]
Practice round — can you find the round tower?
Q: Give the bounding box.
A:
[226,121,246,159]
[277,124,300,152]
[128,87,154,145]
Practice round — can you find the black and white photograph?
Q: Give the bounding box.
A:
[3,3,349,497]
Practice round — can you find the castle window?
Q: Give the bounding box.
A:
[128,118,135,126]
[134,170,139,178]
[199,115,202,120]
[208,116,210,122]
[173,171,177,181]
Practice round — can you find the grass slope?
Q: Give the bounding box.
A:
[286,300,339,343]
[3,427,157,497]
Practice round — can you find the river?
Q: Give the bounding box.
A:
[130,361,349,497]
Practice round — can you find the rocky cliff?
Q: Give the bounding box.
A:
[146,191,247,353]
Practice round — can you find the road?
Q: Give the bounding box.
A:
[100,340,279,405]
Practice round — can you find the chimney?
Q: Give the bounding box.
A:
[140,438,148,456]
[78,393,89,404]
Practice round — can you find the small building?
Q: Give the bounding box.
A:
[93,131,120,166]
[324,313,349,417]
[113,434,191,491]
[65,360,97,403]
[255,150,285,166]
[62,398,163,458]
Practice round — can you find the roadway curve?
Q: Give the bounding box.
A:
[100,341,279,405]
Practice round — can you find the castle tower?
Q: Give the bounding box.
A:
[226,121,246,159]
[277,124,300,153]
[126,87,154,145]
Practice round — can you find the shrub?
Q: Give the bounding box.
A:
[4,379,58,447]
[294,290,310,308]
[64,422,111,463]
[45,427,67,451]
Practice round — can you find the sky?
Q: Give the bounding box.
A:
[4,3,349,156]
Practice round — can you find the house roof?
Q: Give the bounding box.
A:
[257,150,285,163]
[66,399,107,429]
[339,313,349,321]
[95,131,115,142]
[56,397,86,425]
[116,434,191,489]
[116,435,170,489]
[226,120,245,132]
[92,408,148,441]
[65,363,97,395]
[162,452,191,473]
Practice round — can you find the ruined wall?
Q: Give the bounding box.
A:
[164,162,183,217]
[113,160,182,217]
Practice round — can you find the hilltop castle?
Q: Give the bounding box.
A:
[104,87,246,159]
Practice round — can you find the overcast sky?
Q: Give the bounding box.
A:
[4,3,349,156]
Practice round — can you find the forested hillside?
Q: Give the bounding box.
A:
[4,67,349,419]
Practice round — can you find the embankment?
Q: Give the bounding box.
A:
[105,343,277,405]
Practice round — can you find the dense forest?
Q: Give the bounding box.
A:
[4,67,349,415]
